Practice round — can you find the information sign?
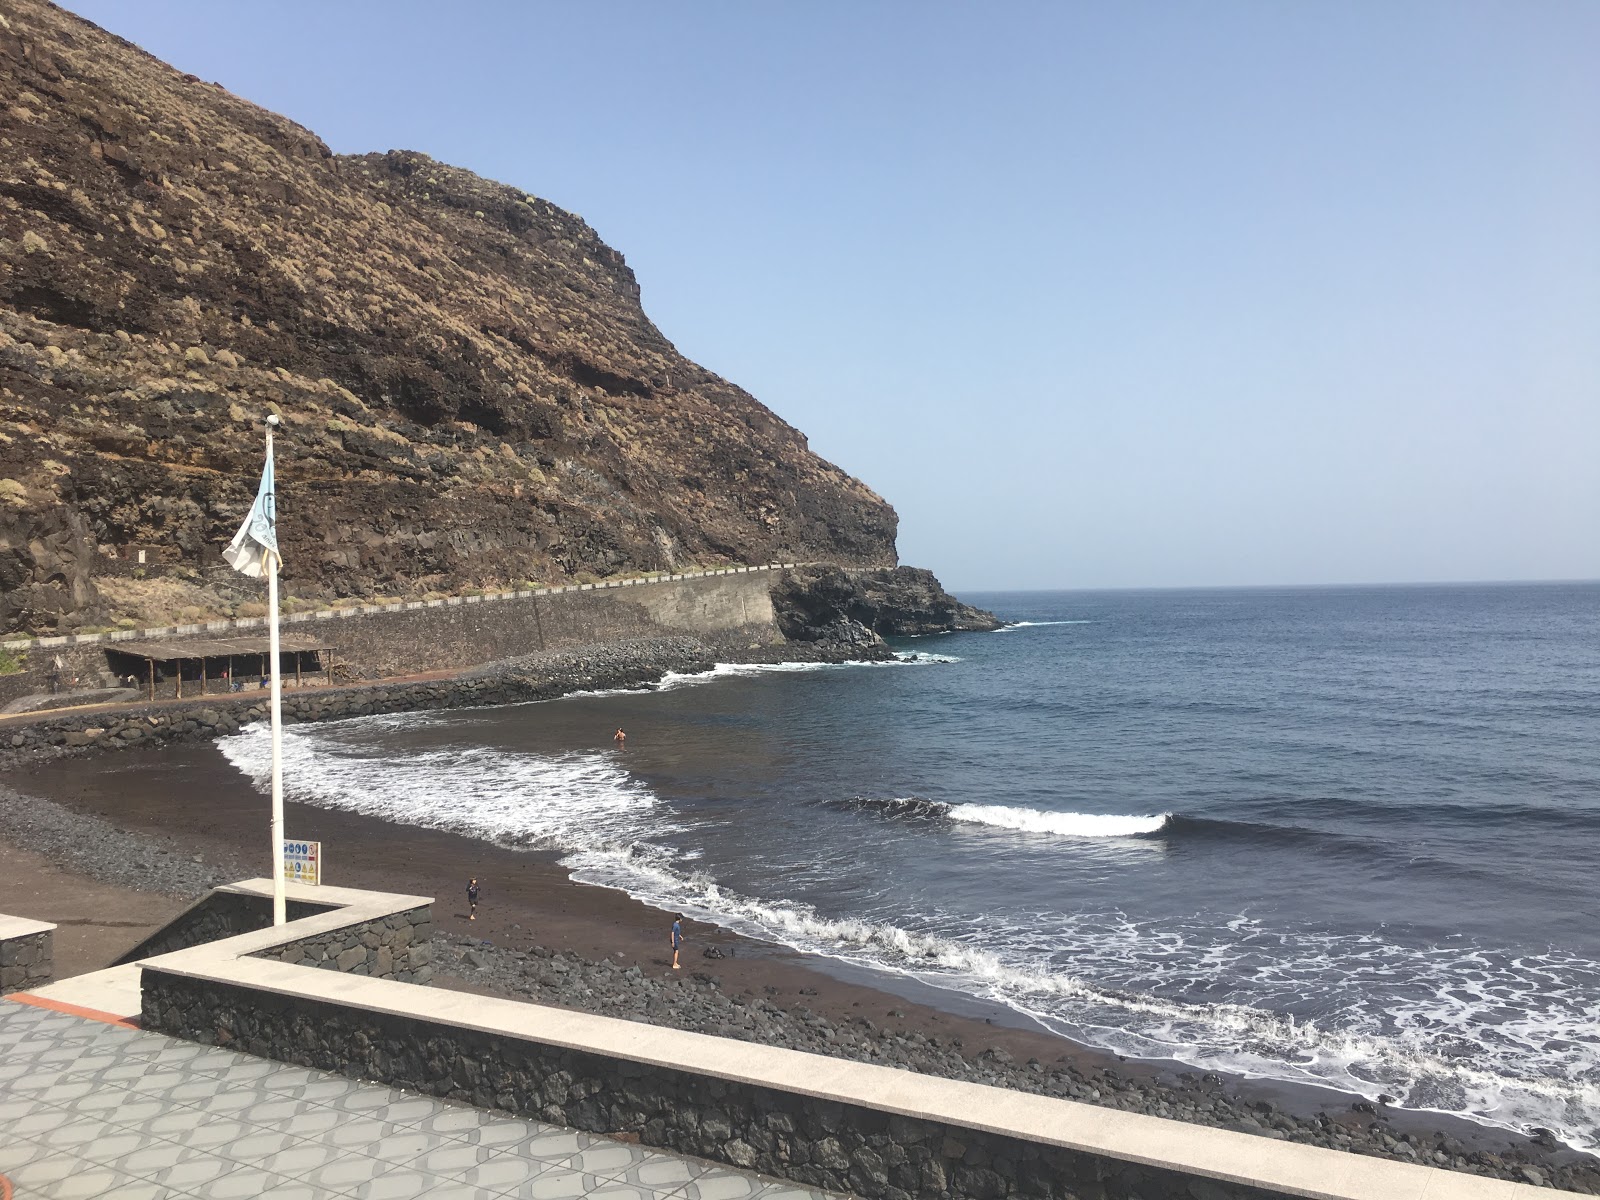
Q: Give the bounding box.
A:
[282,840,323,885]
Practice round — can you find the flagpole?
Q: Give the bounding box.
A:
[265,416,286,926]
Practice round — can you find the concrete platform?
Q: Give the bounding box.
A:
[22,962,143,1021]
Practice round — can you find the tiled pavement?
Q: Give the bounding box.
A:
[0,999,847,1200]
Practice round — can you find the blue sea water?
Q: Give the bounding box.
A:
[218,581,1600,1148]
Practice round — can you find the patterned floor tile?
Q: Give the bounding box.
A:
[405,1141,502,1178]
[0,1136,58,1176]
[178,1163,342,1199]
[32,1163,158,1200]
[103,1138,237,1188]
[304,1112,424,1152]
[60,1089,171,1125]
[16,1076,95,1103]
[19,1112,128,1157]
[410,1103,520,1139]
[300,1152,411,1192]
[623,1153,716,1192]
[348,1126,450,1165]
[264,1104,348,1140]
[562,1142,673,1181]
[344,1164,472,1199]
[442,1115,558,1150]
[585,1183,671,1200]
[751,1187,845,1200]
[4,1150,110,1193]
[233,1094,330,1127]
[255,1138,354,1177]
[402,1181,508,1200]
[673,1167,782,1200]
[316,1091,450,1126]
[117,1109,252,1148]
[435,1149,551,1193]
[208,1127,310,1165]
[493,1127,597,1165]
[488,1168,613,1200]
[0,1103,80,1142]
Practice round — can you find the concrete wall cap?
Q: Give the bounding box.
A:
[0,915,57,939]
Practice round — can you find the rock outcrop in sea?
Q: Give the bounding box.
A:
[0,0,907,637]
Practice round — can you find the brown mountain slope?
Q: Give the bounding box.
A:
[0,1,898,636]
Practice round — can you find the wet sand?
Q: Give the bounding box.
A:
[4,741,1596,1189]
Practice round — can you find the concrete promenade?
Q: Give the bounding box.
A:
[0,997,843,1200]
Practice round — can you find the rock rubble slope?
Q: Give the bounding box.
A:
[0,0,897,635]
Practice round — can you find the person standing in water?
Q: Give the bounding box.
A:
[467,877,480,921]
[671,914,683,969]
[613,728,626,748]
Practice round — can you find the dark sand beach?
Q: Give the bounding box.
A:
[3,731,1597,1194]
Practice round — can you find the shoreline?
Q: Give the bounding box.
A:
[2,665,1596,1193]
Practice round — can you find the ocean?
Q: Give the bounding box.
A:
[216,581,1600,1150]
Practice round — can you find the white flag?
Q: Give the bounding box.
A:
[223,446,280,578]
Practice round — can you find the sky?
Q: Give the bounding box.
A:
[66,1,1600,590]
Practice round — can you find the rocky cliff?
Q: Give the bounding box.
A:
[0,0,901,636]
[772,565,1003,654]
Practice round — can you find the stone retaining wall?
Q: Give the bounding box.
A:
[137,973,1284,1200]
[0,921,54,994]
[0,566,797,703]
[256,905,434,984]
[114,890,337,966]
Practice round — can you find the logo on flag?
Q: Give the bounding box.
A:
[223,447,280,578]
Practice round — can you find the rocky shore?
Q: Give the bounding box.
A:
[434,934,1600,1194]
[0,633,885,770]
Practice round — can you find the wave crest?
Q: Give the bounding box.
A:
[834,796,1169,838]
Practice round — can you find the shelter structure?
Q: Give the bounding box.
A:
[107,635,335,701]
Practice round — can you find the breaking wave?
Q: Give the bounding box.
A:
[995,620,1093,632]
[831,795,1169,838]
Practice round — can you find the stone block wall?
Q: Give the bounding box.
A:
[115,891,336,966]
[254,905,434,985]
[140,972,1287,1200]
[0,928,53,994]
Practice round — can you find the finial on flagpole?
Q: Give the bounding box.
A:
[265,413,281,427]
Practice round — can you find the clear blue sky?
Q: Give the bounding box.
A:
[68,1,1599,590]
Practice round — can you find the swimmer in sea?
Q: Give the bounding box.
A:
[614,728,626,748]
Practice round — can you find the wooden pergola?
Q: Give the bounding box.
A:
[116,635,335,701]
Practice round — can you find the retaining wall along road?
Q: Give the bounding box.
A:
[0,566,797,704]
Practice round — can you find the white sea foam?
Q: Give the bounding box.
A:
[562,652,960,699]
[214,720,1600,1153]
[217,722,666,851]
[994,620,1093,632]
[947,804,1170,837]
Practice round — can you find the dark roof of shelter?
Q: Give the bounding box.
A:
[116,635,331,661]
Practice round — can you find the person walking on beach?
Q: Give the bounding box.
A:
[613,728,626,748]
[467,877,480,921]
[671,914,683,969]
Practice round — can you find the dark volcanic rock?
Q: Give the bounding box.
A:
[773,565,1001,642]
[0,0,898,635]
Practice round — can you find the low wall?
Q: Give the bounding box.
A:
[114,887,339,965]
[259,905,434,984]
[136,901,1541,1200]
[0,916,55,994]
[0,565,796,703]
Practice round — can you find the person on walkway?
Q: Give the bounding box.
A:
[671,914,683,969]
[467,878,480,921]
[613,728,626,748]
